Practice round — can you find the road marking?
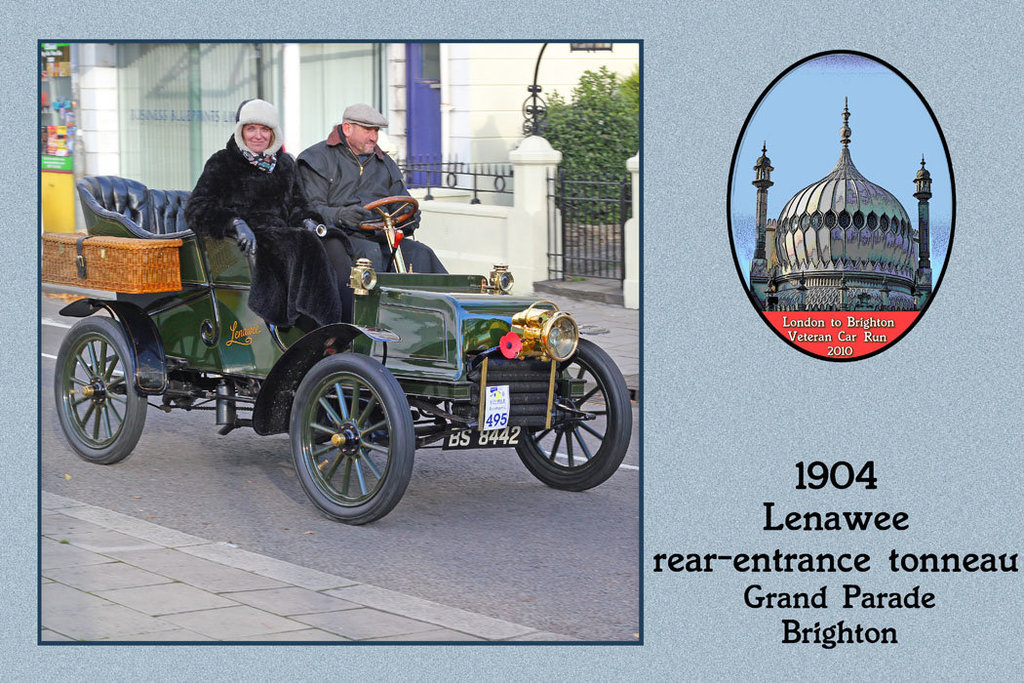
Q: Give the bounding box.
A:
[42,353,57,360]
[42,318,72,329]
[553,454,638,472]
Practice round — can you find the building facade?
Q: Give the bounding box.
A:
[65,43,637,184]
[48,41,637,233]
[74,43,388,194]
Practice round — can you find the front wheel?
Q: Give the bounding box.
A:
[289,353,415,524]
[54,316,147,464]
[515,338,632,490]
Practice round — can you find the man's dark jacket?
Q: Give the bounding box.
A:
[297,126,412,233]
[298,126,446,273]
[185,136,343,327]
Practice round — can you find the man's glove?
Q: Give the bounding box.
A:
[334,205,373,230]
[232,218,256,256]
[303,218,328,237]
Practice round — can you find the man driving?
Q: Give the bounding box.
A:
[297,103,446,274]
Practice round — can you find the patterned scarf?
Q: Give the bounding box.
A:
[241,148,277,173]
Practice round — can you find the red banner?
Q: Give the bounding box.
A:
[763,311,919,360]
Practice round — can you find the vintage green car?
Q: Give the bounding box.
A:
[49,176,632,524]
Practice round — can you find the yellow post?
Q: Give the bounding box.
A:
[41,171,75,233]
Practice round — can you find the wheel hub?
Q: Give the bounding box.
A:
[82,381,106,402]
[331,424,361,455]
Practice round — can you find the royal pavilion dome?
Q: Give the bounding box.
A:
[773,101,917,286]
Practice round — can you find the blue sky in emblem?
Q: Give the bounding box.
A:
[731,53,952,283]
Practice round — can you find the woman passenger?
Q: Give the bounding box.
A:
[185,98,351,327]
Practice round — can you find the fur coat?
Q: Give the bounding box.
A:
[185,137,343,327]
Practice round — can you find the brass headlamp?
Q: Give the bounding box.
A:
[350,258,377,296]
[511,300,579,361]
[488,264,515,294]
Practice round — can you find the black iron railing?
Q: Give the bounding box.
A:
[397,156,513,204]
[547,169,631,281]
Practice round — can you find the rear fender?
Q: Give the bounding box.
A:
[251,323,400,435]
[59,298,168,394]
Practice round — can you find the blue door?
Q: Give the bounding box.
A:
[405,43,441,187]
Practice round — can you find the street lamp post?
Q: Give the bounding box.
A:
[521,42,614,136]
[522,43,549,136]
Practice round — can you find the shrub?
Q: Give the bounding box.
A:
[620,66,640,115]
[542,66,639,181]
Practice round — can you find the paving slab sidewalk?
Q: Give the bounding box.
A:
[40,492,573,643]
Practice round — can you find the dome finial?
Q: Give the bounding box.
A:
[920,154,926,168]
[762,140,767,155]
[840,97,852,148]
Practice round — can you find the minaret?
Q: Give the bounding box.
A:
[750,141,774,306]
[913,155,933,305]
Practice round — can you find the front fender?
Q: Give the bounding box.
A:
[251,323,399,435]
[59,298,168,395]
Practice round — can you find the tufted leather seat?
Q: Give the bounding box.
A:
[146,189,192,236]
[77,176,193,238]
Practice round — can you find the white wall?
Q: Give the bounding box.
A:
[448,43,640,162]
[414,135,559,290]
[416,200,514,276]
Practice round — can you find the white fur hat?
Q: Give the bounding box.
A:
[234,98,283,155]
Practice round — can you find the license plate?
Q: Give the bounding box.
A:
[443,425,523,450]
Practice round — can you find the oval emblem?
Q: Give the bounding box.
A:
[728,51,954,361]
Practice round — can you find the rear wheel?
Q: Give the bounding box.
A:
[515,339,631,490]
[54,316,147,464]
[289,353,415,524]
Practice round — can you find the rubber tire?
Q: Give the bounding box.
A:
[289,353,415,524]
[54,316,147,465]
[515,338,631,490]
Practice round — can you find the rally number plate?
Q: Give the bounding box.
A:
[482,385,510,431]
[442,426,523,450]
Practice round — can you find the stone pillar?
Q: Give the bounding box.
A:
[623,153,640,310]
[508,136,561,289]
[386,43,407,159]
[282,44,301,153]
[75,44,120,232]
[77,44,120,178]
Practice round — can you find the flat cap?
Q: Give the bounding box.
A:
[342,103,388,129]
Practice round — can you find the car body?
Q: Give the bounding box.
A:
[48,177,632,524]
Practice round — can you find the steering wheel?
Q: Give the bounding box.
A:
[358,195,419,231]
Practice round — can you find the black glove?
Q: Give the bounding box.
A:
[231,218,256,256]
[334,205,373,230]
[302,218,327,237]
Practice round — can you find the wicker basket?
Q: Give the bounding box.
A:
[42,233,183,294]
